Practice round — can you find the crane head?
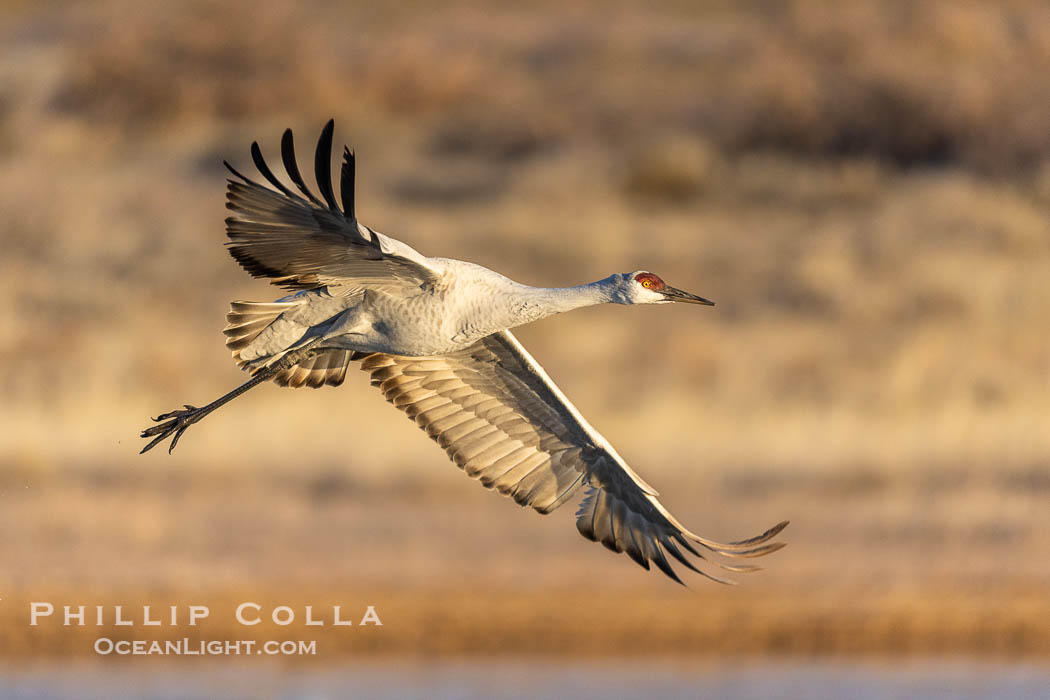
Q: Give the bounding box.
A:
[617,271,715,306]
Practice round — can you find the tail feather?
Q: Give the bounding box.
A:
[326,351,351,385]
[272,349,353,388]
[223,301,353,388]
[223,301,299,367]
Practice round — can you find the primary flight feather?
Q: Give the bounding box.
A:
[141,120,788,585]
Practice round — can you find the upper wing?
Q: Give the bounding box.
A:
[223,120,442,292]
[359,331,788,585]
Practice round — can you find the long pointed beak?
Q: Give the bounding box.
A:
[662,285,715,306]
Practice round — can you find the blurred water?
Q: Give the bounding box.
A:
[2,659,1048,700]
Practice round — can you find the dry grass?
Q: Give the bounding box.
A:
[2,468,1050,659]
[2,0,1049,658]
[6,587,1050,660]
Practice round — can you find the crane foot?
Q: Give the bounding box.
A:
[140,404,207,454]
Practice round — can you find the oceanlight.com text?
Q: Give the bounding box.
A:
[94,638,317,656]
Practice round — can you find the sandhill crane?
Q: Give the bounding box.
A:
[140,120,787,584]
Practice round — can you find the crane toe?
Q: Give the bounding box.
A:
[140,405,206,454]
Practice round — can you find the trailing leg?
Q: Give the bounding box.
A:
[140,341,325,454]
[140,368,277,454]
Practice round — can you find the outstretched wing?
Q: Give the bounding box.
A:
[358,331,788,585]
[224,120,442,292]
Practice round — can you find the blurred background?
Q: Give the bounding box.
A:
[2,0,1049,697]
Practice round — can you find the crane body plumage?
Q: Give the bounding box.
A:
[238,265,629,366]
[141,120,788,585]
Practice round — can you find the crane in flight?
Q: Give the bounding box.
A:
[140,120,787,584]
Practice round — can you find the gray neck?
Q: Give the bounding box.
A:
[489,275,621,335]
[521,276,618,315]
[459,273,624,344]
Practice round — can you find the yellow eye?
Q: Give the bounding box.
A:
[641,279,652,288]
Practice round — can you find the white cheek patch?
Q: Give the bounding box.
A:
[641,287,669,304]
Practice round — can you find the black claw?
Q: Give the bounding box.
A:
[139,405,205,455]
[169,425,189,454]
[139,372,272,456]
